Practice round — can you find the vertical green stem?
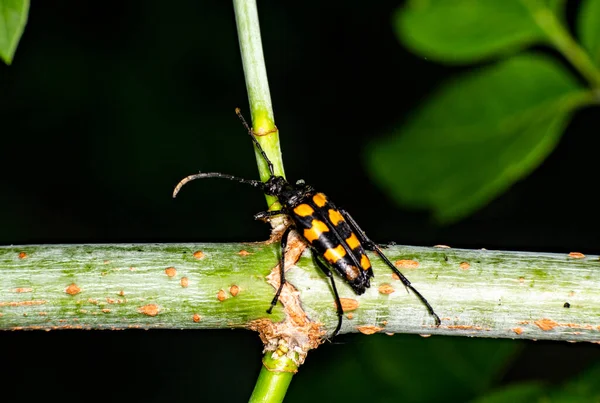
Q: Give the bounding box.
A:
[248,353,298,403]
[232,0,298,401]
[233,0,285,211]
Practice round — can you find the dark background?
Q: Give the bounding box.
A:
[1,1,599,402]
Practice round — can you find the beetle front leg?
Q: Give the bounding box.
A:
[266,225,293,314]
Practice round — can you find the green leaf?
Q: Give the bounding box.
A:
[365,53,588,223]
[469,382,546,403]
[577,0,600,67]
[549,362,600,403]
[394,0,548,64]
[0,0,29,65]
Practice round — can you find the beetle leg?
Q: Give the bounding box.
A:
[254,210,284,222]
[312,254,344,337]
[266,225,293,314]
[339,209,441,326]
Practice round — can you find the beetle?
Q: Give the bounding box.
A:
[173,109,440,336]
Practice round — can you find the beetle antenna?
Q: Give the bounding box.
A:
[173,172,264,198]
[235,108,275,177]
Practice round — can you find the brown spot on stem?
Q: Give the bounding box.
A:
[65,284,81,296]
[512,327,524,335]
[14,288,33,293]
[193,313,201,323]
[18,252,27,259]
[38,312,47,316]
[346,313,354,319]
[357,325,384,335]
[118,290,125,296]
[0,300,46,307]
[138,304,160,317]
[395,259,419,268]
[459,262,470,270]
[433,245,451,248]
[568,252,585,259]
[193,250,205,259]
[378,284,395,294]
[519,277,525,283]
[180,277,189,288]
[102,308,111,313]
[165,267,177,277]
[336,298,359,311]
[217,290,227,301]
[229,285,240,297]
[534,318,558,331]
[238,250,252,256]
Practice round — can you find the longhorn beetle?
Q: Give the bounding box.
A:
[173,109,440,336]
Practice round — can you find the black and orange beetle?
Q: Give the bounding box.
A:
[173,109,440,336]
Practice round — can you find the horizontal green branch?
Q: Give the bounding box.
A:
[0,243,598,343]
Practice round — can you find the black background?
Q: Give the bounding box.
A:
[1,1,599,402]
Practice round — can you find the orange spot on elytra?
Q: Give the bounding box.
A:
[395,259,419,268]
[357,325,383,335]
[193,313,201,323]
[165,267,177,277]
[65,284,81,296]
[312,193,327,207]
[293,204,314,217]
[18,252,27,259]
[303,219,329,243]
[229,285,240,297]
[568,252,585,259]
[534,318,558,331]
[193,250,205,259]
[217,290,227,301]
[180,277,189,288]
[360,254,371,270]
[345,233,360,250]
[138,304,160,317]
[459,262,470,270]
[378,284,395,294]
[328,209,344,225]
[324,245,346,263]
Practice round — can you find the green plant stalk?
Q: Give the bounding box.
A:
[249,353,297,403]
[233,0,285,212]
[529,3,600,88]
[234,1,293,400]
[2,243,600,343]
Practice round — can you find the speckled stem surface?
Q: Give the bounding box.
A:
[1,243,598,342]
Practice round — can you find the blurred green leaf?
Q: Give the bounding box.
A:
[365,53,587,223]
[394,0,547,64]
[469,382,546,403]
[549,362,600,403]
[0,0,29,65]
[577,0,600,67]
[288,335,520,403]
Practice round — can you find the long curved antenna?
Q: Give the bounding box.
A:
[173,172,264,198]
[235,108,275,176]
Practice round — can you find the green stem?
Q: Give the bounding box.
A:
[249,352,297,403]
[233,0,285,211]
[2,243,600,342]
[528,2,600,88]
